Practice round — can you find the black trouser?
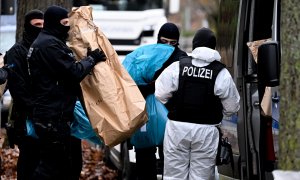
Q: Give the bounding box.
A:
[135,145,164,180]
[32,120,82,180]
[32,136,82,180]
[6,107,40,180]
[17,136,40,180]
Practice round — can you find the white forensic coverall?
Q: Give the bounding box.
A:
[155,47,240,180]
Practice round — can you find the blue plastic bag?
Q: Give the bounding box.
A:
[122,43,174,84]
[25,101,102,145]
[26,119,38,139]
[71,101,102,145]
[123,44,173,148]
[130,94,168,148]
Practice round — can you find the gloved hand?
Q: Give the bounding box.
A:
[87,48,106,63]
[138,82,155,98]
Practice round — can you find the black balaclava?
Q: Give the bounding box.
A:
[43,5,70,42]
[23,9,44,47]
[192,27,216,50]
[157,22,180,46]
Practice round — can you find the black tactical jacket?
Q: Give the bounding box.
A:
[28,30,96,122]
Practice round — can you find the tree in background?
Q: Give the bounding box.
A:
[164,0,219,36]
[16,0,72,42]
[279,0,300,170]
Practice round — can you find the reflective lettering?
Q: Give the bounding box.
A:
[182,66,189,75]
[199,68,205,78]
[187,67,193,76]
[182,66,213,79]
[193,67,197,77]
[206,69,213,79]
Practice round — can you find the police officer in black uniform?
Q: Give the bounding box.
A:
[27,5,106,180]
[4,9,44,180]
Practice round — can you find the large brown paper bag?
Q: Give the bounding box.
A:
[68,6,148,147]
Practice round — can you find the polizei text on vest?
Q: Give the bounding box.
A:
[182,66,213,79]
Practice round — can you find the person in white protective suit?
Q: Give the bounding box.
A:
[154,27,240,180]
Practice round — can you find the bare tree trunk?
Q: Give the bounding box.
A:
[279,0,300,170]
[16,0,72,42]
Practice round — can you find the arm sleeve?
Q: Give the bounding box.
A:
[214,69,240,116]
[4,48,33,108]
[155,62,179,104]
[45,44,96,82]
[0,68,8,84]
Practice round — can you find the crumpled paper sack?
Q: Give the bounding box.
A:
[68,6,147,147]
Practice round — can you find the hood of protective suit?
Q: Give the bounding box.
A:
[191,47,221,63]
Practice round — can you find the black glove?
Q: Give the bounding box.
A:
[87,48,106,63]
[138,82,155,98]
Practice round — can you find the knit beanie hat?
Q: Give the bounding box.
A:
[157,22,180,44]
[192,27,216,50]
